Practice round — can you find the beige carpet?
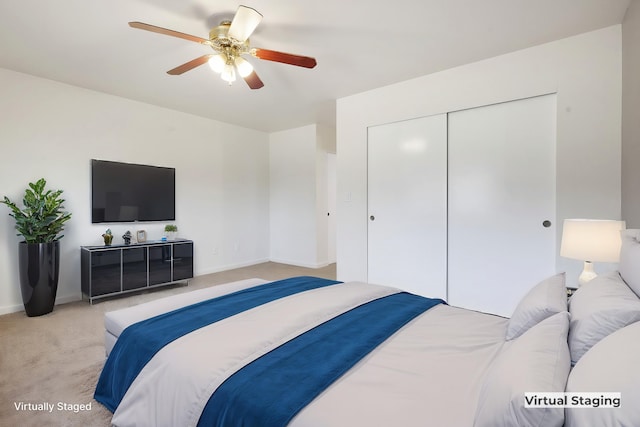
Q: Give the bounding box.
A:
[0,262,336,427]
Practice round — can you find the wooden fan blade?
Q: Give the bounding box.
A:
[243,71,264,89]
[228,5,263,42]
[167,55,213,75]
[252,48,317,69]
[129,22,209,45]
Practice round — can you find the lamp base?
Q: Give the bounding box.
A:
[578,261,598,286]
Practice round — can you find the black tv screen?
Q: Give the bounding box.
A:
[91,159,175,223]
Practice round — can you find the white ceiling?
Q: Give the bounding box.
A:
[0,0,631,132]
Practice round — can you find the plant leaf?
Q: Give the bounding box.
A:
[1,178,72,243]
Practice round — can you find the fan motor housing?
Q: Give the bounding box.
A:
[209,21,249,53]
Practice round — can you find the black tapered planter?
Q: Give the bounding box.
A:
[18,241,59,317]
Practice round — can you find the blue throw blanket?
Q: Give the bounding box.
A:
[94,276,342,412]
[198,292,444,427]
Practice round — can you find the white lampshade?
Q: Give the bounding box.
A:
[560,219,626,285]
[560,219,626,262]
[221,63,236,83]
[208,54,225,73]
[234,56,254,77]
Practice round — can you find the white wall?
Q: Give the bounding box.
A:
[337,25,622,287]
[0,68,270,314]
[622,1,640,227]
[315,125,334,266]
[269,124,334,268]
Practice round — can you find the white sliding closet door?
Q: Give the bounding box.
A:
[448,94,557,317]
[367,114,447,299]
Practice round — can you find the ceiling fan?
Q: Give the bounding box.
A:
[129,5,317,89]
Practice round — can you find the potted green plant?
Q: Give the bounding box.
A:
[2,178,72,316]
[164,224,178,240]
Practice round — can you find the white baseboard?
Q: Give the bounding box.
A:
[56,293,83,305]
[0,302,25,316]
[196,258,271,276]
[268,258,331,269]
[0,293,81,316]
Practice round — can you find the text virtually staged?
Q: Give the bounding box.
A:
[13,401,93,414]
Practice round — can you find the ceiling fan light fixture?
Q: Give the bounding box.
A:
[234,56,254,78]
[129,5,317,89]
[221,62,236,83]
[208,54,226,73]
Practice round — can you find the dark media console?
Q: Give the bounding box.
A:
[81,239,193,303]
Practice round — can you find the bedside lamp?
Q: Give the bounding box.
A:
[560,219,626,286]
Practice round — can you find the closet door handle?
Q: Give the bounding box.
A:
[542,220,552,228]
[370,215,375,221]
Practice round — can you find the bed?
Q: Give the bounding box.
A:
[95,229,640,427]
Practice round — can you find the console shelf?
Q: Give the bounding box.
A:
[81,239,193,303]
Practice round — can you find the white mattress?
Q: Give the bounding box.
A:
[105,280,508,427]
[103,278,269,356]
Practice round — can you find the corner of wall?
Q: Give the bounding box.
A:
[622,1,640,227]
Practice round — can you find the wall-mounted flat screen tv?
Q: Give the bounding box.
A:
[91,159,175,223]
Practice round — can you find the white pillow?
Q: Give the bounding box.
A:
[565,321,640,427]
[474,312,570,427]
[619,229,640,297]
[505,273,567,340]
[568,271,640,365]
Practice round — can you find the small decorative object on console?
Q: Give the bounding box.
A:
[164,224,178,240]
[122,230,132,245]
[136,230,147,243]
[102,229,113,246]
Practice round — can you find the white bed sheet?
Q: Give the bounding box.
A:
[103,278,269,356]
[291,304,507,427]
